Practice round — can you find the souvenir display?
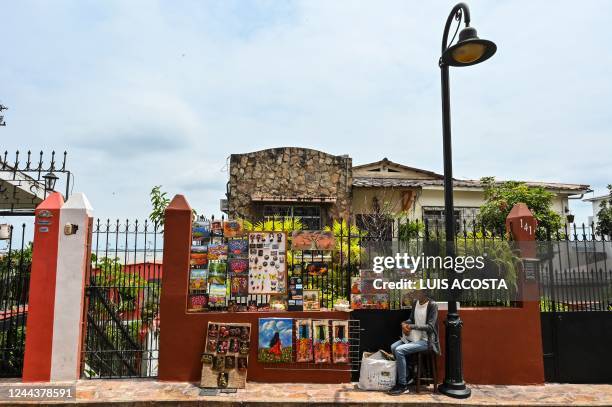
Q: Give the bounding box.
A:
[228,239,249,256]
[209,283,227,308]
[295,319,313,362]
[223,220,244,238]
[258,318,293,363]
[313,320,331,363]
[287,276,304,311]
[189,294,208,311]
[248,232,287,295]
[201,322,251,389]
[190,252,208,268]
[230,276,248,296]
[192,221,211,241]
[208,243,228,261]
[351,294,389,310]
[303,289,321,311]
[400,289,415,309]
[331,320,349,363]
[291,231,335,251]
[306,262,328,276]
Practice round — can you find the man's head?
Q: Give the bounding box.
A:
[415,289,428,303]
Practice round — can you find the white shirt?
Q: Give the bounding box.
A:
[407,300,429,342]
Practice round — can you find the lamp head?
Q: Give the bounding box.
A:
[442,26,496,67]
[43,171,59,191]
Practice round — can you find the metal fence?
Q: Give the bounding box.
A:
[82,219,163,379]
[0,223,30,378]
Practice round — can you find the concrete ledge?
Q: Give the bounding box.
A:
[1,380,611,406]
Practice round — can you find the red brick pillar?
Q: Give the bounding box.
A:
[158,195,192,380]
[505,203,545,383]
[22,193,64,382]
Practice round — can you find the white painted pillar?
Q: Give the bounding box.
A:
[50,193,93,381]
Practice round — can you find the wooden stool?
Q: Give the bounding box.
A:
[415,350,438,393]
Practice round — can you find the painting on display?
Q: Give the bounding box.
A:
[312,320,331,364]
[295,319,313,362]
[223,220,244,238]
[350,294,389,310]
[291,231,335,251]
[257,318,293,363]
[331,320,349,363]
[228,259,248,274]
[208,243,228,261]
[189,294,208,311]
[248,233,287,295]
[305,262,328,276]
[303,289,320,311]
[228,239,249,257]
[201,322,251,389]
[192,221,211,241]
[189,269,208,291]
[208,283,227,308]
[230,276,248,296]
[207,261,227,285]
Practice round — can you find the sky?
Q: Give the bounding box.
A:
[1,0,611,224]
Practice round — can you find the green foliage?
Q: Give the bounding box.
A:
[540,297,569,312]
[595,184,612,238]
[0,325,25,373]
[398,220,425,240]
[477,177,562,239]
[324,219,363,266]
[149,185,170,227]
[247,216,303,233]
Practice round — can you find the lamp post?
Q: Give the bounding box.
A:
[438,3,496,399]
[43,171,59,197]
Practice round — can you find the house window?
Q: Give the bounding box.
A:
[422,207,480,232]
[263,205,322,230]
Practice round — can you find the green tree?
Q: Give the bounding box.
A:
[149,185,170,226]
[477,177,562,239]
[595,184,612,238]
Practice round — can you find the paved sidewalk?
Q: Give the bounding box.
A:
[1,379,611,406]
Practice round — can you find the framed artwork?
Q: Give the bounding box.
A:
[208,261,227,285]
[287,276,303,311]
[248,232,287,295]
[258,318,293,363]
[207,243,228,261]
[313,320,331,363]
[291,231,335,251]
[228,239,248,256]
[208,283,227,308]
[189,294,208,311]
[201,322,251,389]
[192,221,211,241]
[230,276,248,296]
[332,320,349,363]
[190,252,208,268]
[211,221,223,237]
[303,289,320,311]
[305,262,328,276]
[295,319,313,362]
[189,269,208,291]
[400,289,415,309]
[228,259,248,274]
[223,220,244,238]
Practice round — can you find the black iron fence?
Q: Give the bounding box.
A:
[82,219,162,379]
[0,223,30,378]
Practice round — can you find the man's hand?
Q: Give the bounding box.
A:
[401,322,411,335]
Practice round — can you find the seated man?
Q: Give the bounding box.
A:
[388,290,440,395]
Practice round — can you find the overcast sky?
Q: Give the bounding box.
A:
[1,0,610,224]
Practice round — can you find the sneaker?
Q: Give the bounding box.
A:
[388,384,410,395]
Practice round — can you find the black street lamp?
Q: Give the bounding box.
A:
[438,3,496,399]
[43,171,59,192]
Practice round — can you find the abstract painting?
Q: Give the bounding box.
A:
[258,318,293,363]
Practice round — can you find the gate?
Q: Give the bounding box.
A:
[539,233,612,383]
[81,219,163,378]
[0,223,30,378]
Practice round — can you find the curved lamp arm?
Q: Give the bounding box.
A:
[441,2,471,53]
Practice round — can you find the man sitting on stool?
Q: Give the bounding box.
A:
[388,289,440,395]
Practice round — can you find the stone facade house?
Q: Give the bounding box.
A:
[224,148,590,232]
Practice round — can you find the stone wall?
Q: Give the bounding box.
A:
[227,147,352,223]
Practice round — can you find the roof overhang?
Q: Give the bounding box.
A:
[251,193,336,203]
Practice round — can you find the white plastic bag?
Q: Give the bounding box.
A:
[357,350,396,391]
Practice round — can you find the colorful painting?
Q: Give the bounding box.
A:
[208,284,227,308]
[332,320,349,363]
[189,269,208,291]
[313,320,331,363]
[190,252,208,268]
[291,231,335,251]
[228,239,248,256]
[400,289,415,309]
[230,276,248,296]
[208,243,228,260]
[295,319,313,362]
[223,220,244,238]
[351,294,389,310]
[303,289,320,311]
[192,221,211,241]
[208,261,227,285]
[228,258,248,274]
[305,262,328,276]
[189,294,208,310]
[258,318,293,363]
[211,221,223,237]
